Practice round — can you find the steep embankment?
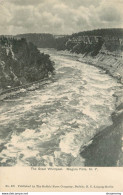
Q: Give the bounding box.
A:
[0,37,54,93]
[77,48,123,83]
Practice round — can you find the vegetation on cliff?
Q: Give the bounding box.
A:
[14,33,69,51]
[12,28,123,56]
[15,33,56,48]
[66,38,104,56]
[72,28,123,38]
[0,37,54,90]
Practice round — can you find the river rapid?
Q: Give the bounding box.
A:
[0,49,121,166]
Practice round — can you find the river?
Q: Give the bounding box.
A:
[0,49,121,166]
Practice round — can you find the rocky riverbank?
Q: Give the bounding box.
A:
[79,92,123,167]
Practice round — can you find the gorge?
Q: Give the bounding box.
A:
[0,28,123,166]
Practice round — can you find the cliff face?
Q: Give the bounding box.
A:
[0,37,54,92]
[65,36,103,56]
[55,32,123,83]
[68,36,123,81]
[58,36,123,83]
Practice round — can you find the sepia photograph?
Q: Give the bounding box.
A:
[0,0,123,169]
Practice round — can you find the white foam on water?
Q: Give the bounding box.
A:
[59,132,80,157]
[0,124,60,165]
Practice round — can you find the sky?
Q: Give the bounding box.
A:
[0,0,123,35]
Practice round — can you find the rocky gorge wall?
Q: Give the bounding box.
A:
[0,37,54,93]
[55,33,123,84]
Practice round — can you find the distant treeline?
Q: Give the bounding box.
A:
[9,28,122,49]
[72,28,123,38]
[14,33,70,50]
[1,28,123,53]
[15,33,56,48]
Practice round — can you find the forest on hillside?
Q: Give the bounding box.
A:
[72,28,123,38]
[0,37,54,90]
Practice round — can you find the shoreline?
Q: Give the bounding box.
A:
[0,75,54,101]
[57,49,123,83]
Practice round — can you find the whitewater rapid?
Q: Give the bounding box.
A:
[0,49,121,166]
